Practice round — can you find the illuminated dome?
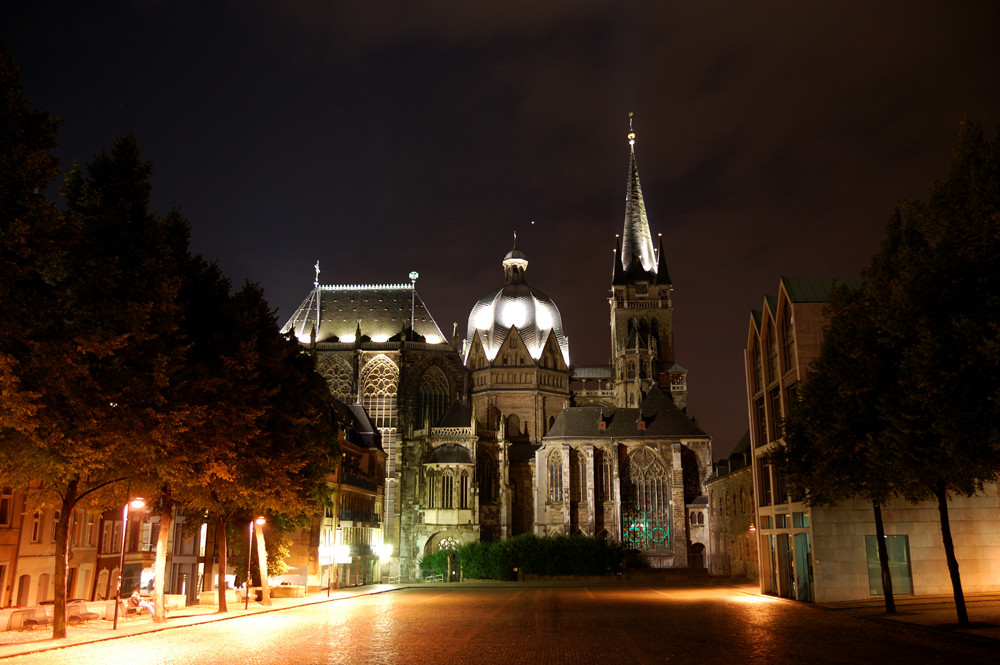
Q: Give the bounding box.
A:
[465,244,570,365]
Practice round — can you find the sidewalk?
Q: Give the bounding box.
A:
[0,581,997,659]
[0,584,398,660]
[819,590,1000,643]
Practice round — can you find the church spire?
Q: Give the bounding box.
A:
[620,113,658,277]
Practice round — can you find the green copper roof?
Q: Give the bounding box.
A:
[781,276,861,302]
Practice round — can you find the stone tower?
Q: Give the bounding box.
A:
[609,115,688,410]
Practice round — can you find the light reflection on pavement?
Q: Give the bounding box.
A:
[4,585,997,665]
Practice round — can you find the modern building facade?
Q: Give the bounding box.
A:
[746,277,1000,602]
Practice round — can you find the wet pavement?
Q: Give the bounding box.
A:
[0,579,997,663]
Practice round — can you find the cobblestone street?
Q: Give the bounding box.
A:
[2,582,999,664]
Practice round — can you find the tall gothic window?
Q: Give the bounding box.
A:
[595,449,613,502]
[621,447,670,550]
[459,471,470,509]
[547,450,563,503]
[360,354,399,469]
[477,447,498,504]
[417,366,449,428]
[751,337,763,394]
[442,471,454,509]
[427,470,438,508]
[569,449,584,502]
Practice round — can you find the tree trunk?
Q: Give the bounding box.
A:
[51,478,79,639]
[152,487,172,623]
[934,478,968,625]
[255,522,271,606]
[871,502,895,614]
[216,514,228,613]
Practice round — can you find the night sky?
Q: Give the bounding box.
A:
[4,2,998,459]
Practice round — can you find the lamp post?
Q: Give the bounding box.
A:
[245,516,266,610]
[409,271,418,335]
[376,543,393,584]
[112,497,146,630]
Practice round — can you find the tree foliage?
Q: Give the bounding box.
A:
[774,120,1000,625]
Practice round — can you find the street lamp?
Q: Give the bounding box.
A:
[376,543,393,584]
[112,497,146,630]
[409,271,418,336]
[245,516,266,609]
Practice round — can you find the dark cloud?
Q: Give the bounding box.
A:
[3,0,998,457]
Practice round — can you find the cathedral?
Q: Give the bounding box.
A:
[281,120,713,581]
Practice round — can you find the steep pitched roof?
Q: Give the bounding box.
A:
[281,282,446,344]
[545,387,708,440]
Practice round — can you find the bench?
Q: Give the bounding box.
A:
[386,575,400,584]
[67,601,100,624]
[22,608,50,629]
[424,574,444,583]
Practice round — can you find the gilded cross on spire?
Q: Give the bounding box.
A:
[314,260,320,288]
[628,111,635,148]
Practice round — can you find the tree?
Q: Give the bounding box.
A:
[864,121,1000,625]
[775,121,1000,625]
[774,283,899,613]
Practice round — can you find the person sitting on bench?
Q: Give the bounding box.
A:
[129,588,156,618]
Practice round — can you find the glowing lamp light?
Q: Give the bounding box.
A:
[340,334,356,343]
[334,544,351,564]
[425,335,442,344]
[376,543,393,560]
[535,302,553,330]
[371,334,389,342]
[749,521,757,533]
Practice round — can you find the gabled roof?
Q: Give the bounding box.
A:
[545,387,708,440]
[437,400,472,428]
[780,276,862,303]
[331,400,384,452]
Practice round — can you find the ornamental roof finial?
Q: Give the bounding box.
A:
[628,111,635,148]
[314,260,321,288]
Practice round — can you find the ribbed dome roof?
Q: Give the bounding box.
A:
[465,246,570,365]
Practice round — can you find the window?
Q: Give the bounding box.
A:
[753,398,767,448]
[0,488,12,527]
[360,354,399,471]
[102,522,113,553]
[442,471,454,509]
[866,535,913,595]
[751,338,763,394]
[547,450,563,502]
[52,510,60,541]
[427,471,437,508]
[766,325,779,384]
[569,449,585,502]
[621,448,670,550]
[767,387,783,440]
[416,367,449,429]
[594,449,612,502]
[459,471,470,509]
[781,306,795,373]
[31,512,41,542]
[477,448,497,504]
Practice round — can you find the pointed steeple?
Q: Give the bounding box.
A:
[655,233,671,285]
[621,113,658,277]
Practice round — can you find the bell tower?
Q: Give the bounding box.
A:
[609,114,687,410]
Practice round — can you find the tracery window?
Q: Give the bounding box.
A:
[627,360,636,379]
[417,366,450,428]
[360,354,399,469]
[316,355,355,404]
[621,447,670,550]
[547,450,563,503]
